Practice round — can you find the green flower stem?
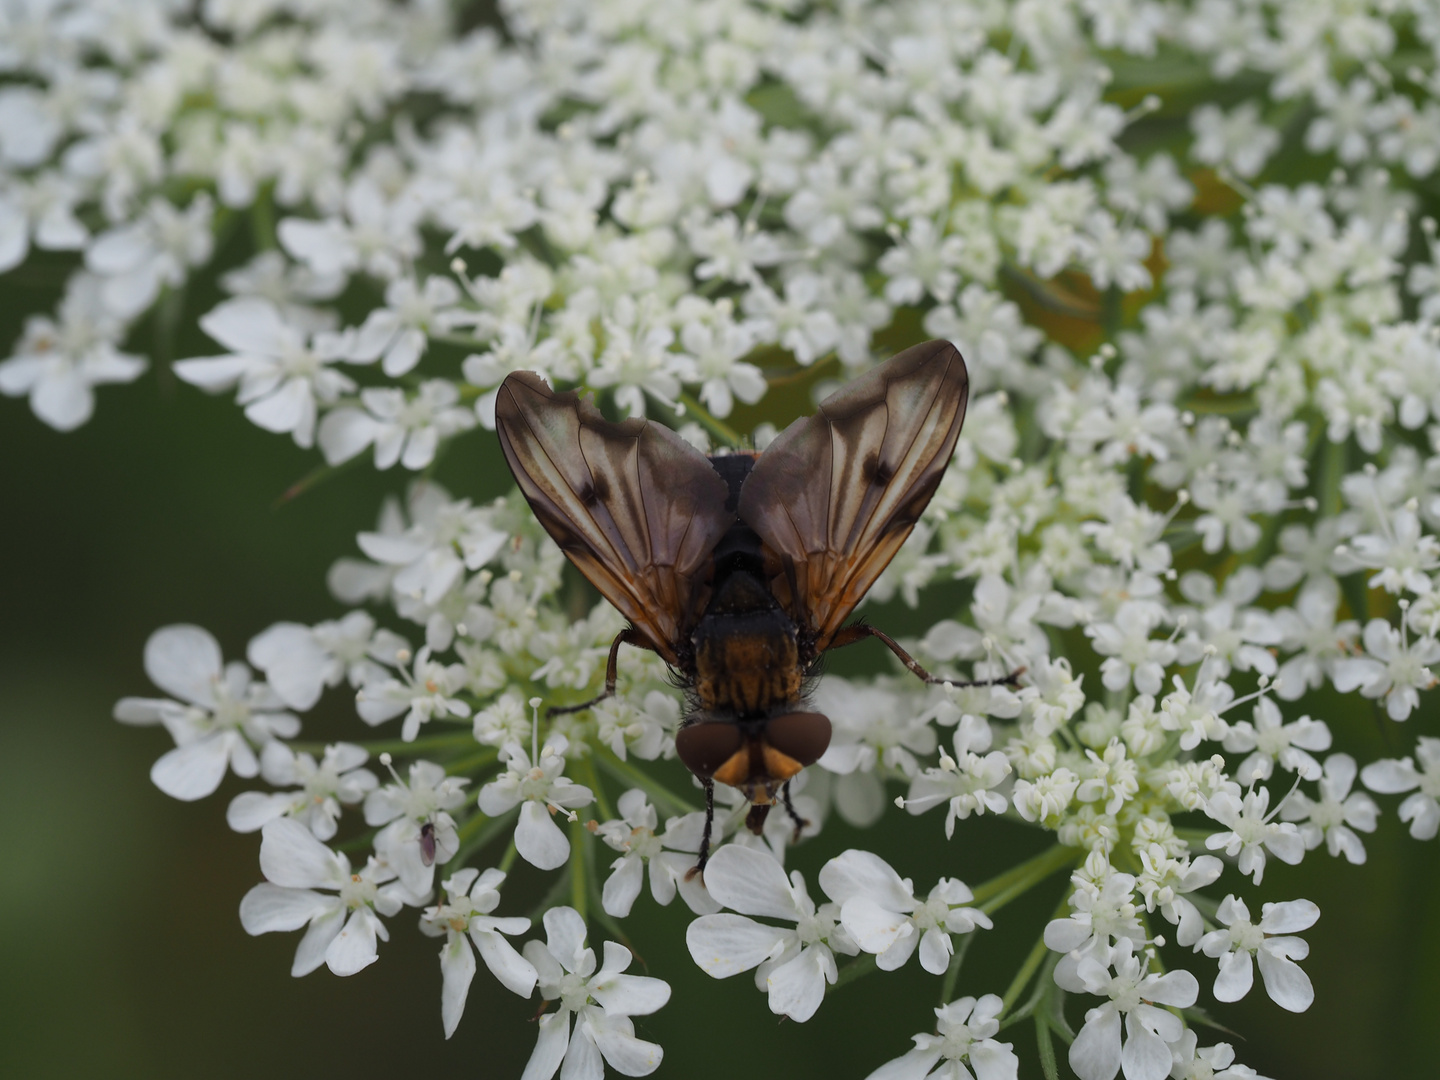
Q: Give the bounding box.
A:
[499,838,519,875]
[676,390,743,447]
[579,755,615,822]
[527,863,575,923]
[829,952,877,992]
[1171,826,1213,852]
[939,928,975,1005]
[594,750,699,816]
[569,817,588,923]
[1036,1011,1061,1080]
[971,843,1079,914]
[447,807,517,870]
[999,929,1054,1018]
[348,732,481,757]
[446,746,500,776]
[250,185,277,250]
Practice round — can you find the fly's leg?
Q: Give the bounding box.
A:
[780,780,808,843]
[547,627,647,717]
[826,624,1025,688]
[686,778,716,882]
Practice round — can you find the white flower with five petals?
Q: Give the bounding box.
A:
[1196,894,1319,1012]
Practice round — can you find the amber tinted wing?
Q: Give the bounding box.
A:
[736,340,968,653]
[495,371,733,665]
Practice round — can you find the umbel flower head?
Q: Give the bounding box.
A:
[12,0,1440,1075]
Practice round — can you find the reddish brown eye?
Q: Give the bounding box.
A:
[764,712,831,768]
[675,722,744,778]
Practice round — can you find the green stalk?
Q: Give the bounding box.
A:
[446,807,517,870]
[829,952,877,992]
[971,844,1079,914]
[676,390,743,447]
[1000,930,1054,1017]
[446,747,500,776]
[569,817,588,922]
[594,751,699,816]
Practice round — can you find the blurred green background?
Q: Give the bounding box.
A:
[3,254,1440,1080]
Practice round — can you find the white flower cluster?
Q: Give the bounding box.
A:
[3,0,1435,1076]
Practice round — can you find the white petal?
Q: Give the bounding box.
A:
[917,926,953,975]
[764,944,830,1022]
[325,908,380,976]
[841,895,909,954]
[543,907,590,973]
[440,932,477,1038]
[603,856,644,918]
[144,625,222,706]
[35,372,93,429]
[1256,949,1313,1012]
[226,790,290,832]
[1069,1005,1121,1080]
[245,377,310,435]
[173,354,254,392]
[561,1021,604,1080]
[86,223,150,273]
[291,903,345,976]
[865,1046,944,1080]
[473,929,539,998]
[819,848,912,908]
[1143,969,1198,1008]
[247,623,328,711]
[318,407,380,466]
[200,297,296,356]
[517,800,571,871]
[1258,899,1319,934]
[701,844,799,920]
[1213,950,1253,1002]
[1119,1015,1172,1080]
[588,1012,665,1077]
[685,914,790,978]
[521,1011,571,1080]
[238,883,330,934]
[259,817,346,889]
[150,734,232,801]
[590,971,670,1018]
[113,696,169,725]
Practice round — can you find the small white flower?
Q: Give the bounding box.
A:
[1197,894,1319,1012]
[354,645,471,742]
[1046,871,1145,986]
[0,271,145,431]
[365,759,470,895]
[594,789,720,918]
[903,717,1012,836]
[1221,698,1331,785]
[226,742,377,840]
[248,612,409,712]
[420,868,536,1038]
[1361,737,1440,840]
[477,736,593,871]
[114,625,299,801]
[1280,753,1379,863]
[174,297,362,449]
[865,994,1019,1080]
[1134,847,1223,948]
[1203,786,1305,885]
[1168,1031,1273,1080]
[319,379,476,470]
[686,844,857,1022]
[238,818,424,977]
[820,849,990,975]
[521,907,670,1080]
[85,194,214,318]
[1331,618,1440,720]
[1069,938,1198,1080]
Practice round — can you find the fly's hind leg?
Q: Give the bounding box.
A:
[780,780,808,843]
[685,779,716,882]
[826,624,1025,689]
[547,627,648,717]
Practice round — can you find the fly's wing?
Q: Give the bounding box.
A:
[736,340,968,654]
[495,371,733,665]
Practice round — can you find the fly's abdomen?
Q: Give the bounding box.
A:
[692,615,802,714]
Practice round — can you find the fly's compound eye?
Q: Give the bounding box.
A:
[675,722,744,778]
[764,711,831,769]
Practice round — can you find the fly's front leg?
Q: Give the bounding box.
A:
[685,778,716,882]
[547,626,648,717]
[826,624,1025,688]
